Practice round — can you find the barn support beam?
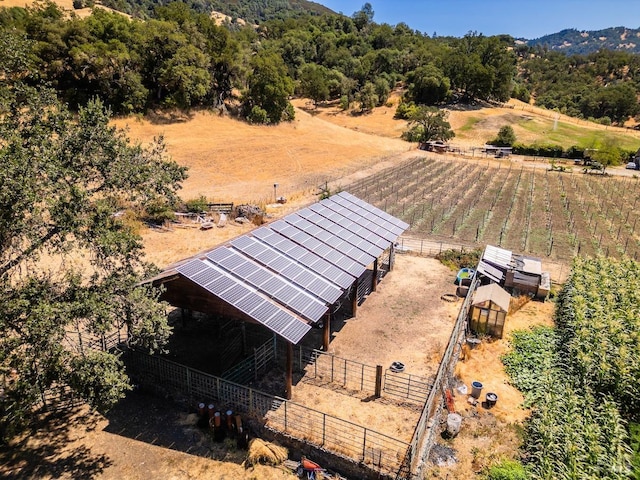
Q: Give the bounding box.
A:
[323,312,331,351]
[371,258,378,292]
[389,243,395,271]
[285,341,293,400]
[350,285,358,318]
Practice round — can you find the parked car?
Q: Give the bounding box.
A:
[626,161,638,170]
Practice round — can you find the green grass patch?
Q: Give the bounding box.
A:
[459,116,481,132]
[516,117,640,151]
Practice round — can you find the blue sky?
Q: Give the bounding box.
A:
[317,1,640,39]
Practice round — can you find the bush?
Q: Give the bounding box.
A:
[143,199,175,224]
[248,106,269,124]
[185,195,209,213]
[282,102,295,122]
[400,125,423,142]
[339,95,349,111]
[485,459,530,480]
[394,100,417,119]
[435,248,482,271]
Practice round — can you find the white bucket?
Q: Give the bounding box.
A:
[446,413,462,436]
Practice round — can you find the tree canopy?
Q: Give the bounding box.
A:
[1,1,636,125]
[402,106,455,143]
[0,80,187,439]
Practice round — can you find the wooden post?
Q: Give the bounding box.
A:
[351,284,358,318]
[241,322,247,356]
[371,258,378,292]
[375,365,383,398]
[285,341,293,400]
[323,312,331,351]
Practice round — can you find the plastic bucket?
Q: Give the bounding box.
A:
[446,413,462,436]
[466,338,481,349]
[486,392,498,408]
[471,381,483,399]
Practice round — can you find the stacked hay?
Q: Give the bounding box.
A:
[246,438,288,466]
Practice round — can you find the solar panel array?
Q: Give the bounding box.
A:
[174,192,407,344]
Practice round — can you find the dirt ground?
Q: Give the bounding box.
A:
[288,254,461,442]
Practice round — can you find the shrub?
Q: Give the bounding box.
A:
[435,248,482,271]
[485,459,530,480]
[394,100,417,119]
[185,195,209,213]
[248,106,269,124]
[339,95,349,110]
[143,199,175,224]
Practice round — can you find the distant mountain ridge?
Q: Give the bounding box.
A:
[525,27,640,55]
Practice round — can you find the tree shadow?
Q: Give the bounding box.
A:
[0,407,111,479]
[145,109,196,125]
[102,388,246,464]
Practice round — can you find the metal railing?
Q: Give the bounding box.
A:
[124,349,411,478]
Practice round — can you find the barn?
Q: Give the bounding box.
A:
[145,192,409,399]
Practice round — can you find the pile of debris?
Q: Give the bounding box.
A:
[235,204,265,225]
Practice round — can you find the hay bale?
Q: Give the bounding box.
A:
[246,438,288,466]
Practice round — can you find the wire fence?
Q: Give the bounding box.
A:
[406,273,480,479]
[288,344,432,405]
[395,235,569,284]
[124,349,411,478]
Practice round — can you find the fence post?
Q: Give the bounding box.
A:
[186,365,191,400]
[322,413,326,446]
[284,400,288,432]
[375,365,383,398]
[343,359,347,386]
[362,428,368,461]
[361,364,365,391]
[331,355,334,383]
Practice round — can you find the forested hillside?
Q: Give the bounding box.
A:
[0,1,638,126]
[98,0,333,23]
[527,27,640,55]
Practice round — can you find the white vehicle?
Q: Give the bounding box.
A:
[626,161,638,170]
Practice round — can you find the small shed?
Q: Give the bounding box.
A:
[469,283,511,338]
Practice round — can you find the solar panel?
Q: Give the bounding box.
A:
[219,284,251,304]
[262,277,285,296]
[268,255,290,273]
[206,275,236,295]
[338,191,409,230]
[328,195,399,237]
[191,268,222,288]
[217,253,246,271]
[176,259,208,278]
[303,301,329,321]
[251,301,280,320]
[247,269,272,286]
[234,261,260,279]
[281,320,311,345]
[234,292,265,314]
[207,247,234,263]
[170,192,408,344]
[266,310,294,332]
